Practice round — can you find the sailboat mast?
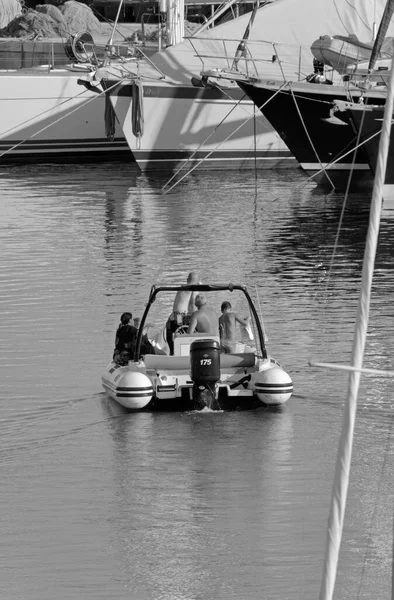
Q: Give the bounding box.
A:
[368,0,394,74]
[319,41,394,600]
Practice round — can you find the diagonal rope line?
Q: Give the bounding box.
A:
[322,107,368,306]
[162,81,290,194]
[0,81,121,159]
[0,88,89,139]
[161,91,247,192]
[289,82,335,189]
[272,126,386,202]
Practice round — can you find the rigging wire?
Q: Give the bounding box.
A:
[322,107,368,306]
[271,126,384,203]
[0,81,120,160]
[289,83,335,190]
[161,92,248,193]
[0,88,89,140]
[332,0,371,35]
[162,81,290,194]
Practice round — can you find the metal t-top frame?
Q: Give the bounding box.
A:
[134,283,267,361]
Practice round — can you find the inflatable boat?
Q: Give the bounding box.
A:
[310,34,394,80]
[102,283,293,411]
[311,35,373,74]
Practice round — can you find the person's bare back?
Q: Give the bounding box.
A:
[188,294,218,335]
[219,301,250,353]
[219,311,237,341]
[172,271,199,315]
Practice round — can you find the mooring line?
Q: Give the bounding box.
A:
[0,88,88,139]
[0,81,121,159]
[289,82,335,190]
[272,126,385,204]
[162,81,290,194]
[161,92,247,193]
[322,106,369,306]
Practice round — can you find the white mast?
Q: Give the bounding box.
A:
[319,40,394,600]
[166,0,184,46]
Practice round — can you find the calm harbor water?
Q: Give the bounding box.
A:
[1,163,394,599]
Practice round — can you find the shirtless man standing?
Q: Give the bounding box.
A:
[188,294,219,335]
[166,271,200,354]
[219,301,250,353]
[172,271,199,316]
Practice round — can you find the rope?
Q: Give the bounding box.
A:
[162,81,290,194]
[272,126,384,202]
[0,81,120,160]
[0,89,88,139]
[289,83,335,189]
[322,106,368,305]
[284,91,347,106]
[161,91,247,193]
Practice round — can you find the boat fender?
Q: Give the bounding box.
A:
[105,93,116,141]
[117,371,153,410]
[132,81,144,139]
[254,367,293,405]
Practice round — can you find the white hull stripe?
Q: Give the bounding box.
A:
[301,162,369,171]
[136,156,296,164]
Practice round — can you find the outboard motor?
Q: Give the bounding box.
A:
[190,339,221,410]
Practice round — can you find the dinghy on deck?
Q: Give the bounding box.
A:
[102,283,293,411]
[311,34,394,75]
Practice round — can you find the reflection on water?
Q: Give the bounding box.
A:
[0,163,393,599]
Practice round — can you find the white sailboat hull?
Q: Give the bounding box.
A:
[0,68,130,163]
[108,80,294,171]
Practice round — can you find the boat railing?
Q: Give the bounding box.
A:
[0,37,134,71]
[186,36,331,83]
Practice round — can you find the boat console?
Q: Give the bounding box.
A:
[173,332,220,356]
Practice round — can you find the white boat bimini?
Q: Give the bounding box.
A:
[102,283,293,411]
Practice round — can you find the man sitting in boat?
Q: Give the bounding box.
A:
[188,294,219,335]
[219,301,250,354]
[166,271,200,354]
[113,312,138,365]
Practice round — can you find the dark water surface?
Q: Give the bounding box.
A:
[0,164,393,599]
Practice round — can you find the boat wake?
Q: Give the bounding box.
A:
[188,407,224,414]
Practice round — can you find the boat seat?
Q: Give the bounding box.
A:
[144,352,256,371]
[173,332,220,356]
